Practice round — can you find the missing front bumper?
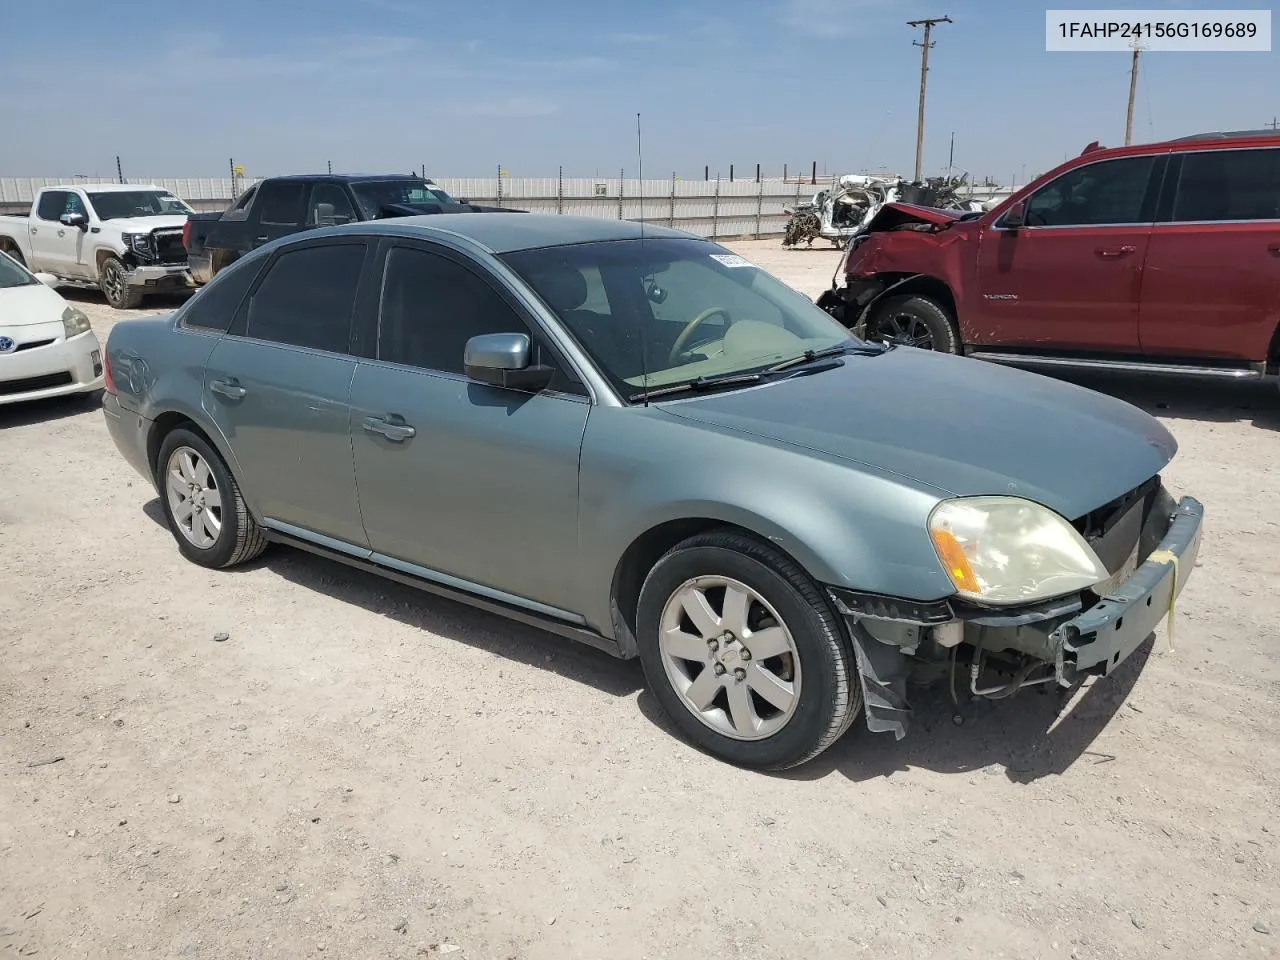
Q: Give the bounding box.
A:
[828,495,1205,739]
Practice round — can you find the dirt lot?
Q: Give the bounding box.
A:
[2,239,1278,960]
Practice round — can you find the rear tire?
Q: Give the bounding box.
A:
[2,245,26,268]
[636,529,861,770]
[99,255,143,309]
[867,293,960,354]
[155,428,267,569]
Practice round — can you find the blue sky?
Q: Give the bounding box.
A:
[2,0,1275,182]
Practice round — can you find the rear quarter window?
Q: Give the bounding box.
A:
[179,257,264,332]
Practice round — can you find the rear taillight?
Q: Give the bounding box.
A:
[103,350,117,394]
[182,219,190,250]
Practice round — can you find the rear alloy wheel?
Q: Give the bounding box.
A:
[99,255,142,309]
[867,293,959,354]
[636,529,861,770]
[156,428,267,569]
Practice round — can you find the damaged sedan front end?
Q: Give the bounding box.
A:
[830,476,1202,739]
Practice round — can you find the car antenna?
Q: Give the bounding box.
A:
[637,111,651,408]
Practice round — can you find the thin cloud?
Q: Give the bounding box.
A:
[607,31,662,43]
[453,96,561,118]
[779,0,898,38]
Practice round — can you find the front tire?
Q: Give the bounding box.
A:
[155,428,267,569]
[99,256,143,309]
[636,529,861,770]
[867,293,960,354]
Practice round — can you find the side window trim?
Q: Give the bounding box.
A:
[367,238,591,398]
[993,153,1165,230]
[226,236,376,356]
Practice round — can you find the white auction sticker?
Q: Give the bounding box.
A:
[710,254,756,268]
[1045,9,1271,51]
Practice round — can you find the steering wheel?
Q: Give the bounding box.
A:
[668,307,731,364]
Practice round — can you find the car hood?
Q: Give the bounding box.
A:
[0,282,68,328]
[657,347,1177,520]
[862,201,966,234]
[101,215,189,232]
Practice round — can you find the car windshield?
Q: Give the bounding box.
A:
[0,250,36,288]
[349,179,456,218]
[87,190,194,220]
[500,237,856,397]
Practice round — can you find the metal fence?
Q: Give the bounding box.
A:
[0,174,836,240]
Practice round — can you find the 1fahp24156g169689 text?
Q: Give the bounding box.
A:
[1045,9,1272,51]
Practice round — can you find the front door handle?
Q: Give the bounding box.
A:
[1096,244,1136,259]
[209,378,247,400]
[1267,243,1280,257]
[254,235,268,244]
[362,415,416,441]
[57,229,66,237]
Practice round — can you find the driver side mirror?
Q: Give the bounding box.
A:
[999,198,1027,230]
[463,332,555,392]
[60,212,89,230]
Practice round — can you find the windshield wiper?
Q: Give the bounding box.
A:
[628,371,764,402]
[765,341,882,374]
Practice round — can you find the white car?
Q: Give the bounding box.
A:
[0,250,104,405]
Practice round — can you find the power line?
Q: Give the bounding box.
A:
[907,16,951,183]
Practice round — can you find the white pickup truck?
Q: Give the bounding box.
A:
[0,183,196,309]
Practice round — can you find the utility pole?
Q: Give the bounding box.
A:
[1124,38,1142,145]
[1266,116,1279,130]
[908,15,951,183]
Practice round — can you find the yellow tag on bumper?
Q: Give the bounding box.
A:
[1147,548,1179,652]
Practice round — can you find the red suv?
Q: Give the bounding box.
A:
[822,130,1280,385]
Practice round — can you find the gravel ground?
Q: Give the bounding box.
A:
[2,239,1278,960]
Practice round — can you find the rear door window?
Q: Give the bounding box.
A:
[254,181,307,227]
[35,191,69,222]
[1170,148,1280,222]
[242,242,366,352]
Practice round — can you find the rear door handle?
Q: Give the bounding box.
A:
[1267,243,1280,256]
[209,378,247,400]
[253,235,268,244]
[362,415,416,441]
[1096,245,1136,259]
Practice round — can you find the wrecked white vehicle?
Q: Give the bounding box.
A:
[783,174,987,249]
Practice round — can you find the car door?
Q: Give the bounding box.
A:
[245,180,307,251]
[348,239,591,616]
[1138,145,1280,362]
[202,236,374,548]
[28,190,82,277]
[971,153,1163,352]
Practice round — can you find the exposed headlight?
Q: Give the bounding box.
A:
[61,305,92,339]
[928,496,1110,606]
[122,232,154,258]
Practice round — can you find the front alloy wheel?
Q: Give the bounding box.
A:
[637,529,861,770]
[658,576,802,741]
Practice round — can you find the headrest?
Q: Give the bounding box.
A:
[532,268,588,312]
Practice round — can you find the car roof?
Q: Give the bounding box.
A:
[321,213,701,254]
[256,173,430,184]
[46,182,167,192]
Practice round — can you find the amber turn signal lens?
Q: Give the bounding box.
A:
[930,528,981,594]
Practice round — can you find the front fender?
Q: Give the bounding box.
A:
[577,406,954,635]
